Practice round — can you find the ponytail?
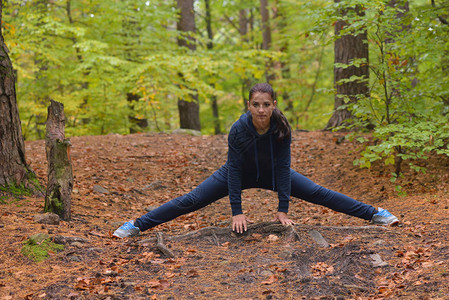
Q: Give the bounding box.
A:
[272,107,291,142]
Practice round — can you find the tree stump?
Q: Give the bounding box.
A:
[44,100,73,220]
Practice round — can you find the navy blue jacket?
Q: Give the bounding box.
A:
[226,111,291,216]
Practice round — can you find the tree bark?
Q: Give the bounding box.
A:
[177,0,201,131]
[0,2,36,189]
[205,0,221,134]
[326,1,369,130]
[45,100,73,220]
[260,0,275,83]
[239,6,253,111]
[275,1,296,126]
[127,93,148,133]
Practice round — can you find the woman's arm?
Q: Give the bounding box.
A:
[228,126,250,233]
[275,136,292,214]
[227,125,244,216]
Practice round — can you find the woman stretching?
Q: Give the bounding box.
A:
[113,83,398,238]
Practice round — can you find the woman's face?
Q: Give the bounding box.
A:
[248,92,276,133]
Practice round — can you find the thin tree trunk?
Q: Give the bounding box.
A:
[260,0,275,83]
[274,0,295,126]
[205,0,221,134]
[45,100,73,220]
[431,0,449,107]
[239,6,252,111]
[304,42,326,113]
[128,93,148,133]
[177,0,201,131]
[326,1,369,130]
[385,0,412,175]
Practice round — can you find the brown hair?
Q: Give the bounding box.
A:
[249,83,291,141]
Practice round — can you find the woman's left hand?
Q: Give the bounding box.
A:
[274,212,295,225]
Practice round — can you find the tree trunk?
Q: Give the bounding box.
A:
[274,0,295,126]
[177,0,201,131]
[127,93,148,133]
[45,100,73,221]
[239,6,252,111]
[0,2,36,189]
[260,0,275,83]
[205,0,221,134]
[431,0,449,110]
[326,1,369,130]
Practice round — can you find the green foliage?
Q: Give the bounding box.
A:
[21,236,64,262]
[310,0,449,186]
[3,0,448,175]
[353,118,449,167]
[3,0,338,139]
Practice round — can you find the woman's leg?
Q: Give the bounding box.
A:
[134,169,229,231]
[290,169,376,220]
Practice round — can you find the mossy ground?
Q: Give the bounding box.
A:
[21,238,65,263]
[0,183,31,204]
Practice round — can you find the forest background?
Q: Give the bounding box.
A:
[2,0,449,180]
[1,1,449,298]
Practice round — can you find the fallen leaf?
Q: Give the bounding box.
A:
[186,269,199,278]
[311,262,334,277]
[267,234,279,242]
[252,233,262,239]
[261,275,278,285]
[147,280,161,288]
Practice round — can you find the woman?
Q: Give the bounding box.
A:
[113,83,398,238]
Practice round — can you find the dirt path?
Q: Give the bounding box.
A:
[1,131,448,299]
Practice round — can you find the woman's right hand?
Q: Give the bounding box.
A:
[232,214,248,234]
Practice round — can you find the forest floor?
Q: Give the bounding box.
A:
[1,130,449,300]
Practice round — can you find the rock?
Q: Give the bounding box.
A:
[93,184,109,194]
[370,253,388,267]
[29,233,50,244]
[260,270,273,277]
[373,239,385,246]
[308,230,330,248]
[87,247,104,253]
[172,128,202,136]
[68,255,83,262]
[53,235,89,245]
[34,213,60,225]
[142,181,166,190]
[104,270,118,277]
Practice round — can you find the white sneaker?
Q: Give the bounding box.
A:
[371,208,399,226]
[113,220,140,238]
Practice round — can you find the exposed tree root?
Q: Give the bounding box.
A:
[156,232,175,258]
[136,222,390,248]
